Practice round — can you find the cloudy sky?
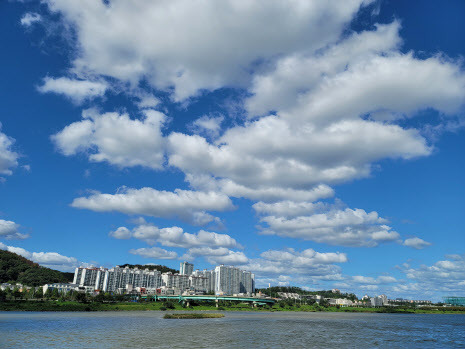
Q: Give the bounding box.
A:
[1,0,464,301]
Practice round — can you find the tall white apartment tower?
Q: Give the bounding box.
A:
[180,261,194,275]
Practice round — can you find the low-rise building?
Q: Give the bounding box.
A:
[43,283,79,294]
[328,298,353,307]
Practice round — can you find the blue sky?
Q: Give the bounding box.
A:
[0,0,464,301]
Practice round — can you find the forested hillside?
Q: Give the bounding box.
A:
[0,250,181,287]
[0,250,73,286]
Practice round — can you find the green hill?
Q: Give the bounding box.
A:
[0,250,180,287]
[0,250,73,287]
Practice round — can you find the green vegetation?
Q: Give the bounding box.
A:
[163,313,224,319]
[0,250,72,286]
[1,298,464,314]
[0,251,177,288]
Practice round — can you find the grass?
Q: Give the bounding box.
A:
[1,300,464,314]
[163,313,224,319]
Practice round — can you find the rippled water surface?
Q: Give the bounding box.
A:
[1,311,464,348]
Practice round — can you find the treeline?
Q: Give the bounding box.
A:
[0,287,134,303]
[118,264,178,274]
[0,250,73,286]
[257,286,358,301]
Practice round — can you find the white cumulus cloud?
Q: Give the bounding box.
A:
[71,187,234,226]
[244,248,346,281]
[129,247,178,260]
[20,12,42,27]
[0,220,28,240]
[38,77,108,104]
[42,0,369,101]
[112,223,239,249]
[0,243,81,271]
[403,237,432,250]
[0,126,19,177]
[52,109,167,169]
[256,202,402,247]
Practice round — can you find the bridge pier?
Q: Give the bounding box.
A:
[216,299,219,308]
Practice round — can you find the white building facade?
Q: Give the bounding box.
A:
[179,261,194,275]
[73,263,255,295]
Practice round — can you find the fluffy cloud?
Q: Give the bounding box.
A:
[245,248,346,281]
[0,243,80,271]
[38,77,108,104]
[52,109,166,169]
[206,250,248,265]
[186,174,334,202]
[181,246,248,265]
[129,247,178,260]
[168,117,431,202]
[246,22,403,116]
[111,223,239,249]
[394,255,465,299]
[41,2,465,205]
[352,275,397,284]
[0,126,19,177]
[20,12,42,27]
[165,21,464,201]
[403,237,432,250]
[43,0,369,101]
[247,23,465,120]
[0,220,28,240]
[71,187,234,226]
[253,201,327,218]
[190,115,224,139]
[256,202,400,247]
[108,227,131,240]
[403,256,465,283]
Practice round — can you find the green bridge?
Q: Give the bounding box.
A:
[140,294,276,306]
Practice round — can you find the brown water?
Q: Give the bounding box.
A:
[1,311,464,348]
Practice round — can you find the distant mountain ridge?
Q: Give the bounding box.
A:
[0,250,179,287]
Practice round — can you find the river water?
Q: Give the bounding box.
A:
[1,311,464,348]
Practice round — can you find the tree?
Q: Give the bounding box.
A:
[75,292,87,303]
[94,293,105,303]
[34,288,43,299]
[0,250,72,286]
[104,292,114,302]
[0,289,6,302]
[51,288,60,300]
[44,288,53,299]
[12,287,21,300]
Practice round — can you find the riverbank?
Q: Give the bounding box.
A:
[1,300,464,314]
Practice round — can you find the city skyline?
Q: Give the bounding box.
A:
[0,0,464,303]
[71,262,255,296]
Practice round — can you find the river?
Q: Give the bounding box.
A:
[1,311,464,348]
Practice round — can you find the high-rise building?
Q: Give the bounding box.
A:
[179,261,194,275]
[214,265,255,295]
[162,272,189,292]
[73,263,254,296]
[73,266,162,293]
[189,275,208,292]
